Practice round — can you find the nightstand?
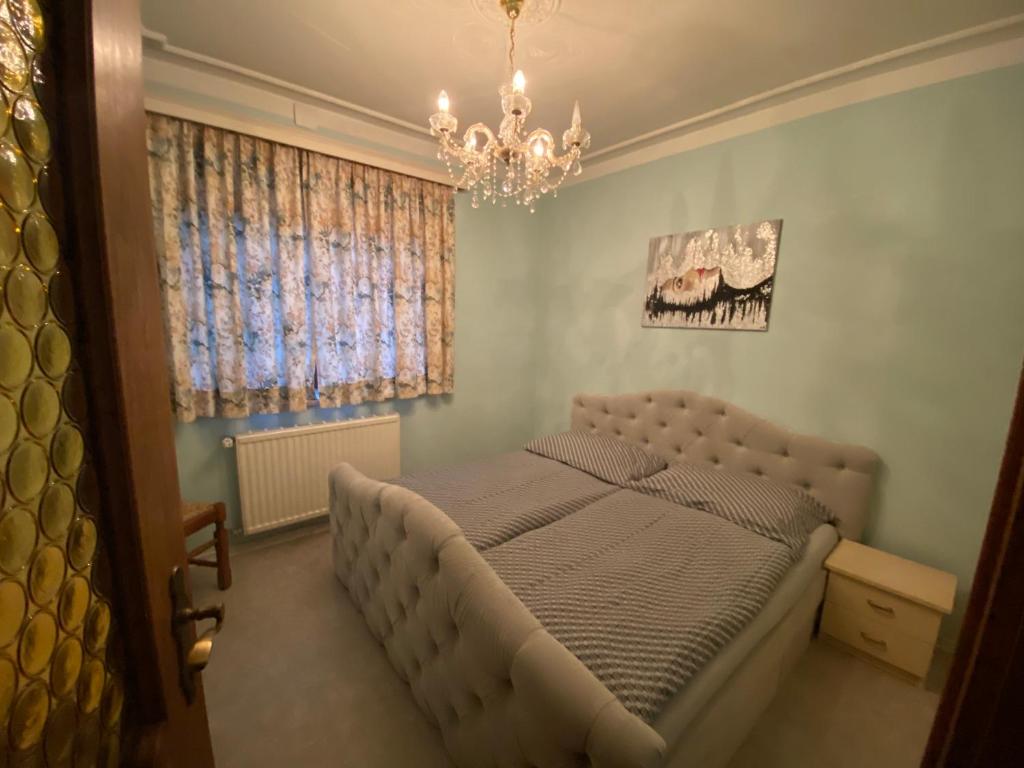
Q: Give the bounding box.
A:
[820,539,956,683]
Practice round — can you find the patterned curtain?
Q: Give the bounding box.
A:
[146,114,455,422]
[304,154,455,405]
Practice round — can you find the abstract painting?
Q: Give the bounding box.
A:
[642,219,782,330]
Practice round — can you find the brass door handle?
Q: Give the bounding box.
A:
[170,566,226,703]
[177,605,225,672]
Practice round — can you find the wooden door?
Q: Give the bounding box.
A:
[0,0,217,765]
[922,359,1024,766]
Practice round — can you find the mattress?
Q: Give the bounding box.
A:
[482,489,812,722]
[392,450,617,549]
[653,523,838,742]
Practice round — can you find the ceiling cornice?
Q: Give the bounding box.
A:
[576,13,1024,184]
[588,14,1024,164]
[141,14,1024,189]
[142,28,430,138]
[142,28,450,185]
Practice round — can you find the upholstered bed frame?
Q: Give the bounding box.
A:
[328,390,879,768]
[570,390,879,539]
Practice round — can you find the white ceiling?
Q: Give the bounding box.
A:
[141,0,1024,154]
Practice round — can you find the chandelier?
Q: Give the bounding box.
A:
[428,0,591,212]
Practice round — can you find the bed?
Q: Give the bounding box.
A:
[328,390,879,767]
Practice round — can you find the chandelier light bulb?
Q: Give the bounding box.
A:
[512,70,526,95]
[427,0,590,212]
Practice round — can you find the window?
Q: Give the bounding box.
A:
[146,114,455,422]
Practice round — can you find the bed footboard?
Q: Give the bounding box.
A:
[329,463,666,768]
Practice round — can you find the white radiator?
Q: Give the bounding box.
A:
[235,414,400,535]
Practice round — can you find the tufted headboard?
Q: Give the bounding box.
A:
[570,390,880,540]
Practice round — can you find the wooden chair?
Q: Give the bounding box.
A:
[182,501,232,590]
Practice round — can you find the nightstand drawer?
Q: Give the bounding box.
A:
[821,600,934,678]
[827,573,941,645]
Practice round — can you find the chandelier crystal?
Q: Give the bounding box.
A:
[429,0,591,212]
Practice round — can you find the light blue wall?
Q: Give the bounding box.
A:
[175,64,1024,646]
[531,64,1024,646]
[174,199,543,531]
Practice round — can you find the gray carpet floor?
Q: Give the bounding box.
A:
[192,523,941,768]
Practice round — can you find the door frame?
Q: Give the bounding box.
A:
[50,0,215,763]
[923,359,1024,766]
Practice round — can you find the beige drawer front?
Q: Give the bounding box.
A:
[826,573,941,645]
[821,600,934,678]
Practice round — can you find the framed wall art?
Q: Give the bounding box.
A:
[642,219,782,331]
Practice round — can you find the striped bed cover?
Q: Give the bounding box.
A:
[392,450,618,549]
[483,489,802,722]
[392,448,821,724]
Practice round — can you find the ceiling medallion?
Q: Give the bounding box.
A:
[429,0,590,212]
[471,0,561,26]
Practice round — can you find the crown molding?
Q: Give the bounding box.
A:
[142,28,430,137]
[141,15,1024,190]
[573,14,1024,184]
[142,29,450,185]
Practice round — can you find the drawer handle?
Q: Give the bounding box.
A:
[866,598,895,617]
[860,631,887,651]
